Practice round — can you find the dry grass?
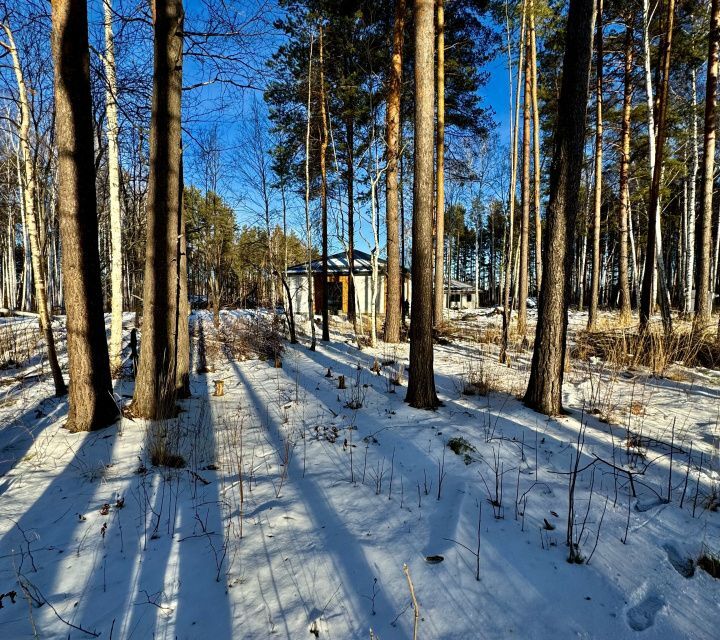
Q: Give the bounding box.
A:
[218,314,284,362]
[460,361,492,396]
[0,321,40,370]
[573,323,720,376]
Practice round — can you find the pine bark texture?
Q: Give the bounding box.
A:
[384,0,405,344]
[406,0,439,409]
[524,0,595,416]
[133,0,185,418]
[433,0,445,328]
[51,0,118,430]
[696,0,720,326]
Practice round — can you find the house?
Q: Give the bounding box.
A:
[445,280,478,309]
[286,250,411,316]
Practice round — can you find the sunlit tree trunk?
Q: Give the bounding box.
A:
[384,0,405,344]
[102,0,124,373]
[686,69,699,314]
[518,24,531,337]
[530,0,542,294]
[319,26,330,342]
[51,0,120,430]
[133,0,186,418]
[500,0,527,363]
[304,33,316,351]
[640,0,675,335]
[2,21,66,397]
[618,18,633,323]
[433,0,445,327]
[406,0,439,409]
[588,0,603,331]
[524,0,595,416]
[696,0,720,326]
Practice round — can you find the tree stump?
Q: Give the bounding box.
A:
[213,380,225,397]
[338,375,346,390]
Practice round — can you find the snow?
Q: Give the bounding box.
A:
[0,309,719,639]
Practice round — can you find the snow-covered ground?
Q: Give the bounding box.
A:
[0,309,719,639]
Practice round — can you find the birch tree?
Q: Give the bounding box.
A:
[0,21,66,397]
[102,0,124,372]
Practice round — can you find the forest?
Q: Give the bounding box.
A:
[0,0,719,638]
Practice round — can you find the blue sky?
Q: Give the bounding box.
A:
[177,0,514,252]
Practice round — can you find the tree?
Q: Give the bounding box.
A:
[319,25,330,342]
[639,0,675,334]
[587,0,603,331]
[406,0,439,410]
[617,14,633,324]
[303,30,317,351]
[102,0,123,372]
[529,0,542,294]
[433,0,446,328]
[51,0,118,431]
[0,21,66,397]
[384,0,405,344]
[500,2,527,364]
[518,15,531,337]
[133,0,187,419]
[524,0,595,416]
[696,0,720,327]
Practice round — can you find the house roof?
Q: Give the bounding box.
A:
[287,250,388,275]
[444,280,476,292]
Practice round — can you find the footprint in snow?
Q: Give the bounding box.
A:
[663,543,695,578]
[626,593,665,631]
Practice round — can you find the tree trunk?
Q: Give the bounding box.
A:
[175,153,190,397]
[639,0,675,335]
[530,0,542,294]
[304,33,316,351]
[518,23,531,337]
[133,0,185,418]
[587,0,603,331]
[686,68,699,314]
[2,21,66,397]
[51,0,119,430]
[618,17,633,324]
[319,26,330,342]
[406,0,439,409]
[14,149,32,313]
[102,0,124,373]
[696,0,720,326]
[384,0,405,344]
[433,0,445,327]
[501,1,527,363]
[346,115,357,329]
[524,0,595,416]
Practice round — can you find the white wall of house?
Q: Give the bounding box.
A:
[447,290,477,310]
[287,273,411,316]
[287,273,311,314]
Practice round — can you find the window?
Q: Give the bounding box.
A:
[466,294,472,302]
